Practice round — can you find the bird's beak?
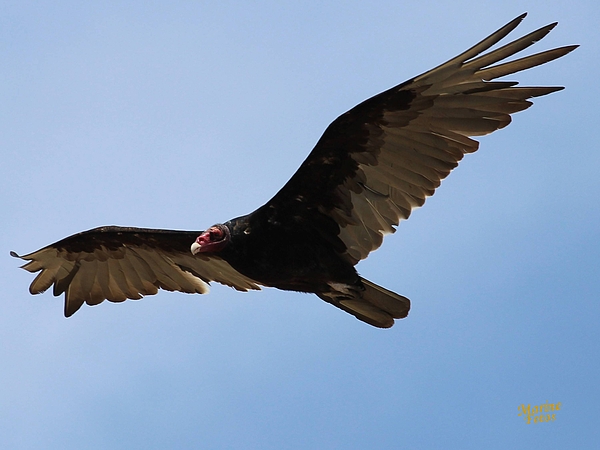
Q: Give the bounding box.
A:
[191,230,211,255]
[191,241,202,255]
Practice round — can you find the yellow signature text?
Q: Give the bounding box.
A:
[518,401,561,424]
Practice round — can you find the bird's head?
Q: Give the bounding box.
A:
[191,224,231,255]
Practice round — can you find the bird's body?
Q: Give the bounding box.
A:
[222,214,358,293]
[13,14,577,327]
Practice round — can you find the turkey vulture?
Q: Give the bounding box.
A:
[12,14,577,328]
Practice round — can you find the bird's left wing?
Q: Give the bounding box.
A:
[262,14,577,264]
[12,226,261,316]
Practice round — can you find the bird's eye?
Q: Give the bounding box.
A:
[210,228,223,241]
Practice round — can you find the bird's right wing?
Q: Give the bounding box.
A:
[12,226,261,317]
[263,13,577,265]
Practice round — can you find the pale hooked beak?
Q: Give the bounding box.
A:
[190,241,202,255]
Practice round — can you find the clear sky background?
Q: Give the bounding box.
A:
[1,1,598,449]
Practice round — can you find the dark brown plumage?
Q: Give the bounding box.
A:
[13,14,577,327]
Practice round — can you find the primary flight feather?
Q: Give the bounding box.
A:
[13,14,577,327]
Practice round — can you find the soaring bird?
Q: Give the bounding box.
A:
[12,14,577,328]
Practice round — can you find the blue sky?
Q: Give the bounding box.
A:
[1,1,598,448]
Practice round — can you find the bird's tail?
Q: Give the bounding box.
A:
[318,277,410,328]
